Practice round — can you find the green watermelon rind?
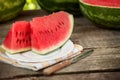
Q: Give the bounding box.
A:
[32,40,69,55]
[1,45,31,54]
[32,14,74,55]
[79,0,120,29]
[0,0,25,22]
[37,0,81,16]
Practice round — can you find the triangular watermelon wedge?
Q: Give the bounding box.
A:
[2,21,31,54]
[30,11,74,54]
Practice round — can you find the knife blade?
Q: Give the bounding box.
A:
[43,49,93,75]
[71,49,93,63]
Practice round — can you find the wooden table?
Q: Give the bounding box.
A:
[0,10,120,80]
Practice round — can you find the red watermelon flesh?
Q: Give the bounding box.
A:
[30,11,73,54]
[83,0,120,7]
[2,21,31,54]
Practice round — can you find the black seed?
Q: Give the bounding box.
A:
[61,21,64,25]
[55,28,58,31]
[19,32,22,36]
[16,39,19,43]
[48,30,50,33]
[23,39,25,42]
[19,40,21,44]
[51,30,53,33]
[45,30,50,34]
[58,21,64,25]
[16,32,18,37]
[58,22,62,25]
[57,25,61,28]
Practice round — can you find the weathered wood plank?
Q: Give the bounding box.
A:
[58,47,120,73]
[71,17,120,48]
[1,72,120,80]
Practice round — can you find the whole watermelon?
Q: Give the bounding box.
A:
[0,0,25,22]
[37,0,81,16]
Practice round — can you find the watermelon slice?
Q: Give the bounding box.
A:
[30,11,74,54]
[2,21,31,54]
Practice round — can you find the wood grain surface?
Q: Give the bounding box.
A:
[0,10,120,80]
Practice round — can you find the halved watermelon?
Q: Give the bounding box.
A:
[30,11,74,54]
[79,0,120,29]
[2,21,31,54]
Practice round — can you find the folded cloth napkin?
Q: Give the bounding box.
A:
[0,40,83,71]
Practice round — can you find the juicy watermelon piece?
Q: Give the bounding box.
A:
[30,11,74,54]
[79,0,120,29]
[2,21,31,54]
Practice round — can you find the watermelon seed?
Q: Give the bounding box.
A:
[19,40,22,44]
[55,28,58,31]
[16,32,18,37]
[61,21,64,25]
[51,30,53,33]
[19,32,22,36]
[48,31,50,33]
[45,30,50,34]
[58,22,62,25]
[58,21,64,25]
[23,39,25,43]
[57,25,61,28]
[16,39,19,43]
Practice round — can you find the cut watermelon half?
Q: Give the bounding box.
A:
[2,21,31,54]
[30,11,74,54]
[83,0,120,8]
[79,0,120,29]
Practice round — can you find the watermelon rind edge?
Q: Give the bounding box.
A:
[1,45,31,54]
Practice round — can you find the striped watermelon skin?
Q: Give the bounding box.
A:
[37,0,81,16]
[79,0,120,29]
[0,0,25,22]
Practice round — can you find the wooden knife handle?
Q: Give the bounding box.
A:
[43,60,71,75]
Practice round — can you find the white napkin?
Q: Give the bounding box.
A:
[0,40,83,71]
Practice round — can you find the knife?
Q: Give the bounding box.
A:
[43,49,93,75]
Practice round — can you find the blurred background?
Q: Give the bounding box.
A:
[23,0,40,10]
